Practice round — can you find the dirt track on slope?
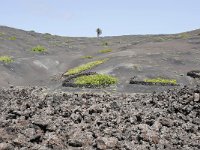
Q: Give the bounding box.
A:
[0,86,199,150]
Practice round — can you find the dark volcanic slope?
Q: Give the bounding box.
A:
[1,26,200,92]
[0,86,199,149]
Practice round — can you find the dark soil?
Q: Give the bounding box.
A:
[0,86,199,150]
[1,26,200,93]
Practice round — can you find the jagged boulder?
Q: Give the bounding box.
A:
[187,70,200,78]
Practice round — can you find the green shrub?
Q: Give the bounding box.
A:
[99,49,112,53]
[74,74,118,86]
[8,36,16,40]
[81,55,93,59]
[0,56,13,63]
[144,78,177,85]
[64,59,108,76]
[31,45,46,52]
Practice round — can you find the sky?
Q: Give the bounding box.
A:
[0,0,200,37]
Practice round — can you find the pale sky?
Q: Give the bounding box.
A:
[0,0,200,37]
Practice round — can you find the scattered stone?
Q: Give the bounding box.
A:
[96,138,106,150]
[159,118,173,127]
[9,85,14,88]
[0,86,199,149]
[187,70,200,78]
[0,143,14,150]
[96,137,118,149]
[194,93,200,101]
[68,139,82,147]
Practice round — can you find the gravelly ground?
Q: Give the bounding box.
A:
[0,86,199,150]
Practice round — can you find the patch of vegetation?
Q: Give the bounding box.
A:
[64,59,108,76]
[99,49,112,53]
[81,55,93,59]
[31,45,46,52]
[0,56,13,63]
[74,74,118,86]
[8,36,16,40]
[144,78,177,85]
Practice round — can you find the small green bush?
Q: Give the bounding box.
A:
[0,56,13,63]
[31,45,46,52]
[81,55,93,59]
[8,36,16,40]
[144,78,177,85]
[74,74,118,86]
[99,49,112,53]
[64,59,108,76]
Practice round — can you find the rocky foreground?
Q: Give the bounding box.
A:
[0,86,199,150]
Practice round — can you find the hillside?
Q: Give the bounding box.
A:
[0,26,200,93]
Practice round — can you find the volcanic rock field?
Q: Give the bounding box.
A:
[0,86,199,150]
[0,26,200,149]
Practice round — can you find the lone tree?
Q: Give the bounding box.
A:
[96,28,102,38]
